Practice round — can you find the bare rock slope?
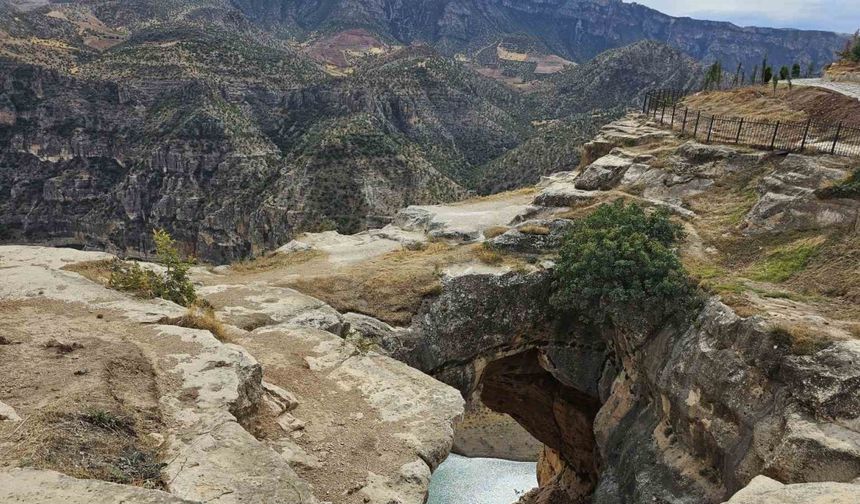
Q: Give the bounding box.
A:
[0,245,463,504]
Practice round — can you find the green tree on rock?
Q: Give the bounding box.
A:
[552,200,698,327]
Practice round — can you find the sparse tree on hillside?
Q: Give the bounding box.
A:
[838,30,860,62]
[751,65,759,84]
[732,62,743,87]
[773,74,779,95]
[762,65,773,84]
[779,65,789,80]
[704,61,723,90]
[791,63,801,78]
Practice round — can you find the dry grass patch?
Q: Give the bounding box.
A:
[474,245,504,265]
[62,259,114,285]
[680,86,860,126]
[768,322,831,355]
[8,406,165,488]
[280,242,467,325]
[457,186,537,205]
[518,224,551,235]
[158,302,230,342]
[483,226,509,239]
[231,249,326,273]
[680,88,807,122]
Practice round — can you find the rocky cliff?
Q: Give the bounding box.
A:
[379,116,858,503]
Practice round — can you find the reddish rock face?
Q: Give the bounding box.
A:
[481,349,601,501]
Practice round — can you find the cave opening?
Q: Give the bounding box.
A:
[429,348,604,504]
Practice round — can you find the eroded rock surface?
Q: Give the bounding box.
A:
[0,245,463,504]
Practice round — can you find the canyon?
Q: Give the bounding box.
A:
[0,0,848,263]
[2,114,858,503]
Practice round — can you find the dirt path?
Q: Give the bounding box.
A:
[793,78,860,100]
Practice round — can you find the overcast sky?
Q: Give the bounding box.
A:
[634,0,859,34]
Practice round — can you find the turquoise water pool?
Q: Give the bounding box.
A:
[426,454,537,504]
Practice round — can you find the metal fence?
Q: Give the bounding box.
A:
[642,89,860,157]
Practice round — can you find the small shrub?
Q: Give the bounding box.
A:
[82,409,132,434]
[109,229,196,306]
[552,200,698,327]
[518,224,551,235]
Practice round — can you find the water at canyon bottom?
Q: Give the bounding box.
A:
[426,453,537,504]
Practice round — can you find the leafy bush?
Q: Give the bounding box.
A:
[552,200,697,327]
[109,229,197,306]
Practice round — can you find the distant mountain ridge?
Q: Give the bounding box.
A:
[0,0,830,261]
[230,0,848,71]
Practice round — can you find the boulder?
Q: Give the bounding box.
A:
[488,219,575,254]
[744,154,859,233]
[575,149,650,191]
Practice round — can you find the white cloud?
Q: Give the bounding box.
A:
[634,0,859,33]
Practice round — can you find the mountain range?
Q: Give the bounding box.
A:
[0,0,849,261]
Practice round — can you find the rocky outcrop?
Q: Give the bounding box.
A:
[389,262,860,504]
[381,115,860,504]
[0,245,464,504]
[744,154,859,233]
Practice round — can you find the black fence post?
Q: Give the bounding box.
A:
[682,107,688,133]
[735,118,744,144]
[831,122,843,154]
[671,104,676,127]
[706,115,715,143]
[800,119,811,152]
[693,111,701,140]
[770,121,780,150]
[660,102,666,124]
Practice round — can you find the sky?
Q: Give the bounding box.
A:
[635,0,859,34]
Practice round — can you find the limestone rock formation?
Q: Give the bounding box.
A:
[744,154,859,233]
[0,245,463,504]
